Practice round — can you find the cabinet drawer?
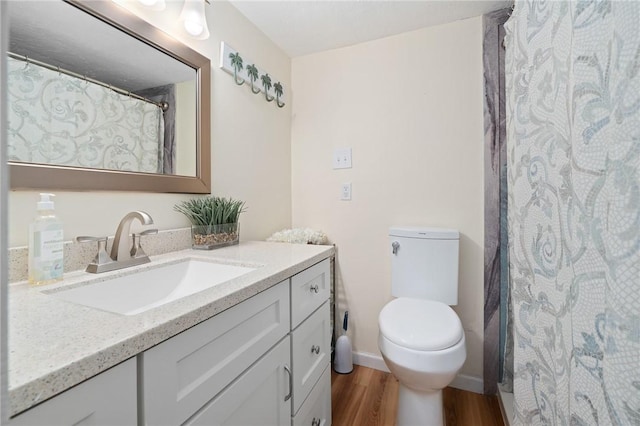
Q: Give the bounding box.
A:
[9,358,137,426]
[291,259,330,329]
[142,280,290,425]
[291,301,331,414]
[185,336,291,426]
[292,364,332,426]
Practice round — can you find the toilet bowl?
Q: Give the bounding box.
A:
[379,298,466,425]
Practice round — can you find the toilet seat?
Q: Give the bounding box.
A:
[379,298,463,351]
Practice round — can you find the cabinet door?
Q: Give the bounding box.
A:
[291,301,331,414]
[291,259,330,329]
[293,365,332,426]
[142,280,290,425]
[185,336,292,426]
[9,358,136,426]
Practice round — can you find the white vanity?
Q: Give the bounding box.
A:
[7,242,334,426]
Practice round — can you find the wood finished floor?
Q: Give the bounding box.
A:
[331,365,505,426]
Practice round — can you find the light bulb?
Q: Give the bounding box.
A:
[179,0,210,40]
[138,0,166,11]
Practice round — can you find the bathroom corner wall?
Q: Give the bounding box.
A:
[291,17,485,381]
[7,0,292,248]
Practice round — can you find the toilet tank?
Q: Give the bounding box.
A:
[389,227,459,305]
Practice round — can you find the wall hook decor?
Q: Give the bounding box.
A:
[229,52,245,85]
[246,64,261,94]
[261,73,274,102]
[220,42,286,108]
[274,82,285,108]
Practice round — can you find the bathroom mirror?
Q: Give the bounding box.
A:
[6,0,211,193]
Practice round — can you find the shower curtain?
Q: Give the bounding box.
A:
[505,1,639,425]
[7,57,165,173]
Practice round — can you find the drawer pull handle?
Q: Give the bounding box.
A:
[284,364,292,402]
[310,284,319,293]
[312,418,321,426]
[311,345,320,355]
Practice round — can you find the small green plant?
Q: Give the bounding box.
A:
[174,196,246,226]
[176,197,247,248]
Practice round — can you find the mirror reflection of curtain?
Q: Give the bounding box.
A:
[7,57,165,173]
[505,1,639,424]
[134,84,175,174]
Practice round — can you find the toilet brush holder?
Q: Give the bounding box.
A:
[334,335,353,374]
[334,311,353,374]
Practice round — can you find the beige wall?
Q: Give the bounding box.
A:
[175,79,196,177]
[8,0,292,247]
[291,17,484,378]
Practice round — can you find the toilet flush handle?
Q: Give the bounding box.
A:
[392,241,400,255]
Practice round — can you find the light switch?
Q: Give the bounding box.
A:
[333,148,352,169]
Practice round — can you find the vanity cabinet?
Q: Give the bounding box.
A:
[9,256,333,426]
[293,365,332,426]
[141,280,290,425]
[290,259,332,423]
[184,336,292,426]
[8,358,137,426]
[141,257,332,426]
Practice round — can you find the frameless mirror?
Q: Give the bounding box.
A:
[6,0,211,193]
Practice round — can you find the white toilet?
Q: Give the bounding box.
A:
[378,227,466,426]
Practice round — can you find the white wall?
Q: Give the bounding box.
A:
[8,0,292,247]
[291,17,485,379]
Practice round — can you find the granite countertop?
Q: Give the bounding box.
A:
[8,241,334,417]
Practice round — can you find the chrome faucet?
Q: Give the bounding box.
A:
[77,211,156,273]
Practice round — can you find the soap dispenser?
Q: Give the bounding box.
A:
[28,193,64,285]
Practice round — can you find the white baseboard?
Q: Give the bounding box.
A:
[498,388,513,426]
[352,351,483,394]
[449,374,484,394]
[352,352,390,372]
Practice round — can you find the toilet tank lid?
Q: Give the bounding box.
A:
[389,227,459,240]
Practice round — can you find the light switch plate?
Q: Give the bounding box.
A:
[333,148,352,169]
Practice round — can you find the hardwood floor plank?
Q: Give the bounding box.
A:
[380,373,399,425]
[332,365,505,426]
[352,369,388,426]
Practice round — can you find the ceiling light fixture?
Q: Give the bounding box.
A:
[137,0,166,11]
[179,0,210,40]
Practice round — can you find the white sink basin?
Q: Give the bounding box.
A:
[47,258,257,315]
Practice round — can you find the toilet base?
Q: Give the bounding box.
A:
[397,385,444,426]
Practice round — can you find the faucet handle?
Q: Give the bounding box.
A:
[131,229,158,258]
[77,236,113,269]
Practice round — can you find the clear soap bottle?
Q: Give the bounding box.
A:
[28,193,64,285]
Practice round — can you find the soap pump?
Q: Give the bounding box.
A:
[28,193,64,285]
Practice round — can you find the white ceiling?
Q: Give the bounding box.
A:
[228,0,513,57]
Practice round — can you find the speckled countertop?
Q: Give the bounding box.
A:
[8,241,334,417]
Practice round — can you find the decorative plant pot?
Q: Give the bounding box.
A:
[191,223,239,250]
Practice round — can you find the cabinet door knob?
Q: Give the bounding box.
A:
[311,345,320,355]
[310,284,319,293]
[312,418,321,426]
[284,364,292,402]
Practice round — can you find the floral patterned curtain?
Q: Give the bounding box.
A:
[7,57,164,173]
[505,1,639,424]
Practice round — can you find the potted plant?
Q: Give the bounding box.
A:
[174,196,246,250]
